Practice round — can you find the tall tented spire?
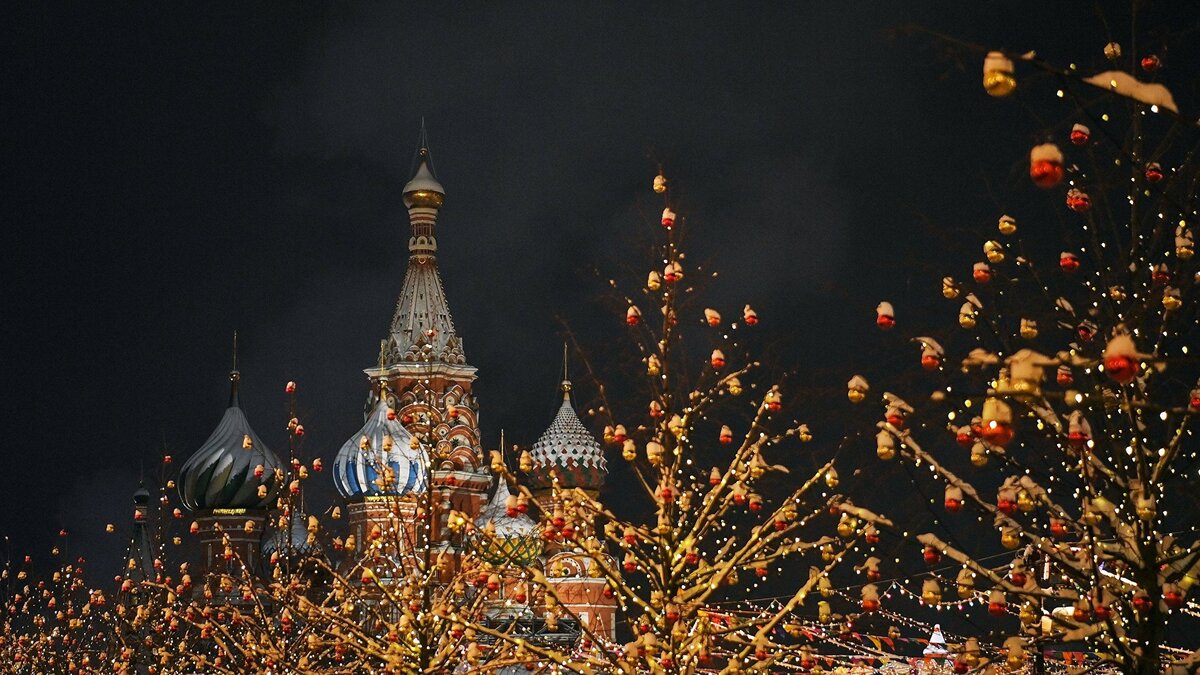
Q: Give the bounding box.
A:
[383,126,466,367]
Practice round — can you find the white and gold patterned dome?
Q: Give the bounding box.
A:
[526,380,607,493]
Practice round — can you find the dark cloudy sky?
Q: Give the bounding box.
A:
[2,3,1195,573]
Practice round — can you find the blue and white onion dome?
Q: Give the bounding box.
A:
[334,398,428,499]
[473,478,542,566]
[179,372,283,511]
[526,380,607,492]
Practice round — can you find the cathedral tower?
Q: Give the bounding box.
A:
[335,134,489,573]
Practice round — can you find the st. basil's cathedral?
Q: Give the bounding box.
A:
[168,138,617,641]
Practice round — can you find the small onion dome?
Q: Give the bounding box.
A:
[179,373,282,511]
[526,380,607,492]
[261,512,320,563]
[333,399,428,500]
[403,153,445,209]
[472,478,542,566]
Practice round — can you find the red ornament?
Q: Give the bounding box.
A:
[1077,322,1097,342]
[1010,571,1027,586]
[997,498,1017,515]
[1072,605,1090,622]
[685,550,700,565]
[988,601,1007,617]
[660,487,675,503]
[1060,251,1080,272]
[923,546,941,565]
[921,354,941,371]
[1145,163,1164,183]
[865,530,880,545]
[886,413,905,429]
[1190,395,1200,411]
[1140,54,1161,72]
[1133,594,1154,612]
[1164,589,1184,609]
[973,265,992,284]
[1066,189,1091,212]
[1030,144,1065,188]
[1105,354,1138,384]
[956,430,974,448]
[774,518,787,531]
[866,568,880,582]
[981,422,1013,447]
[514,591,527,604]
[1068,430,1090,450]
[756,566,769,578]
[1069,124,1090,145]
[285,381,296,394]
[876,314,895,330]
[860,598,880,612]
[953,660,970,674]
[710,353,726,369]
[623,559,637,573]
[661,208,676,229]
[1093,604,1112,621]
[400,413,414,425]
[626,307,641,326]
[602,586,614,599]
[945,497,962,512]
[293,424,305,437]
[1057,368,1074,387]
[719,431,732,444]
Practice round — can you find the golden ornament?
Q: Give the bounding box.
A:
[997,215,1017,235]
[1019,319,1038,340]
[836,518,856,539]
[1020,603,1038,625]
[984,240,1005,264]
[983,51,1016,97]
[1017,490,1036,512]
[1001,529,1021,549]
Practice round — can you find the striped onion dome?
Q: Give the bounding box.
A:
[179,372,282,511]
[334,399,428,499]
[473,478,541,566]
[526,380,607,492]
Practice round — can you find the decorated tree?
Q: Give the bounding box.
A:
[833,18,1199,675]
[484,169,865,674]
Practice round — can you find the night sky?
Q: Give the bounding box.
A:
[2,2,1196,578]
